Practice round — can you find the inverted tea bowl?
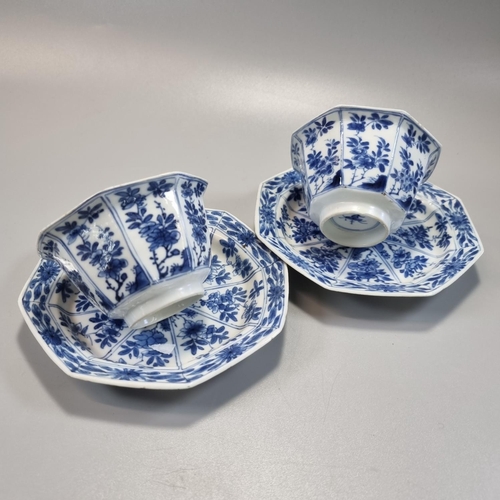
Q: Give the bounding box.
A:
[291,105,441,247]
[38,172,210,329]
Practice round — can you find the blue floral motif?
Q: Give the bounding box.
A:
[347,112,394,133]
[389,224,433,251]
[249,279,264,300]
[26,260,61,301]
[272,200,327,246]
[405,199,427,220]
[281,170,302,187]
[180,180,209,266]
[178,319,209,355]
[388,151,424,208]
[257,171,483,295]
[402,124,431,154]
[391,249,428,278]
[55,279,76,303]
[343,137,391,184]
[426,248,478,289]
[89,312,126,349]
[441,199,478,247]
[384,119,440,209]
[232,255,252,278]
[215,234,256,280]
[49,200,135,308]
[77,203,104,223]
[37,174,211,325]
[200,287,247,322]
[265,264,286,320]
[219,212,275,267]
[75,294,94,312]
[346,258,391,283]
[148,179,174,197]
[259,189,278,237]
[207,325,230,345]
[59,312,91,350]
[340,214,368,225]
[243,300,262,322]
[74,226,129,301]
[220,238,237,258]
[118,328,173,367]
[304,139,341,194]
[315,116,335,135]
[41,240,59,257]
[119,184,186,279]
[434,213,452,249]
[205,255,231,285]
[217,344,244,363]
[29,304,82,366]
[300,244,344,274]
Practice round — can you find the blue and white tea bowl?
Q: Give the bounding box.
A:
[38,172,210,329]
[291,105,441,247]
[21,210,288,389]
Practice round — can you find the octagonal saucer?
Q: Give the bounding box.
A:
[19,210,288,389]
[256,170,483,296]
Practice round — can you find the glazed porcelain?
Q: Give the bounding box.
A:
[20,210,288,389]
[256,170,483,296]
[291,105,441,247]
[38,172,210,329]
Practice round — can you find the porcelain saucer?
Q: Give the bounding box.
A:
[256,170,483,296]
[19,210,288,389]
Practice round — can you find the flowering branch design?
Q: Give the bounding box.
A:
[388,149,424,206]
[56,204,129,303]
[180,181,209,266]
[343,136,391,185]
[118,182,189,280]
[118,178,208,280]
[346,112,394,133]
[118,326,173,367]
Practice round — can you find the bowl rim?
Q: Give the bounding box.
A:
[36,171,208,253]
[291,104,442,149]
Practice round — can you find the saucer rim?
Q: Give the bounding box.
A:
[255,169,484,297]
[19,209,289,390]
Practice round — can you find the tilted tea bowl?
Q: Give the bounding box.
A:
[38,172,210,328]
[291,105,441,247]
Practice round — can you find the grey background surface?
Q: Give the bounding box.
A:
[1,1,499,498]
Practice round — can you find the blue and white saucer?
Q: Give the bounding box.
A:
[19,210,288,389]
[256,170,483,296]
